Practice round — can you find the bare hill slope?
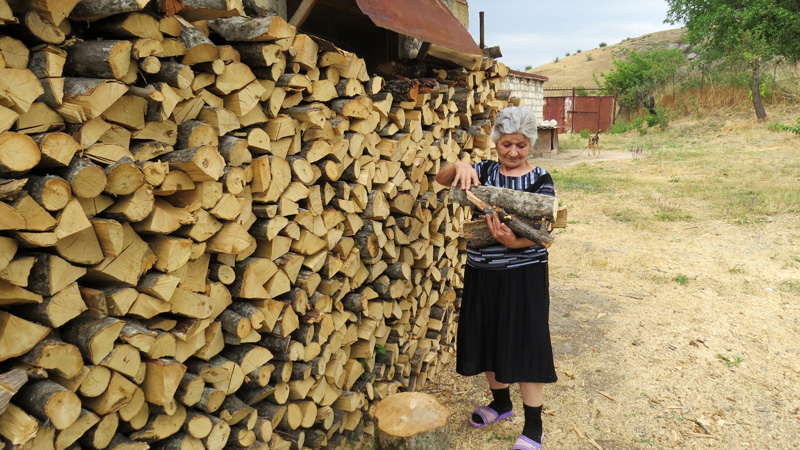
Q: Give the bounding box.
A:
[529,28,688,88]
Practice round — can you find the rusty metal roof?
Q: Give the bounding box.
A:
[355,0,483,56]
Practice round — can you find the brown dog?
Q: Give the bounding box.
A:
[587,131,601,157]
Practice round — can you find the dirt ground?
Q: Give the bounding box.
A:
[420,133,800,449]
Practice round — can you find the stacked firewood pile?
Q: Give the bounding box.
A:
[0,1,513,449]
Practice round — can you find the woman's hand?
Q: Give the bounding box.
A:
[451,161,480,190]
[485,211,517,247]
[485,211,535,249]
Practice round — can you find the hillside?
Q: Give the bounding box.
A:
[529,28,688,88]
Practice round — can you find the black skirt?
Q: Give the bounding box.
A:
[456,262,558,384]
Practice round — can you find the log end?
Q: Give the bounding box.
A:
[374,392,450,438]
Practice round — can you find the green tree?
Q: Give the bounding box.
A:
[595,49,685,114]
[666,0,800,120]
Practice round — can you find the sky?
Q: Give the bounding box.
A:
[465,0,681,70]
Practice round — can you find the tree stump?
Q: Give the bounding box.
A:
[374,392,450,450]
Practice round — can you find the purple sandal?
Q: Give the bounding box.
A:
[469,405,514,428]
[511,433,544,450]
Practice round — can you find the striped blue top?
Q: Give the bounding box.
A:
[466,161,555,270]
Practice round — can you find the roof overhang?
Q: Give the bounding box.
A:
[355,0,483,60]
[507,69,549,82]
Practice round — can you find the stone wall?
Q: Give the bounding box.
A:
[443,0,470,28]
[502,74,547,124]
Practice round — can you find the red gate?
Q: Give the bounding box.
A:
[543,88,616,134]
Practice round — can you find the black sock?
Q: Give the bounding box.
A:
[472,387,512,424]
[522,404,543,443]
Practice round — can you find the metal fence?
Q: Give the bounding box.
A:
[542,87,618,133]
[543,87,614,97]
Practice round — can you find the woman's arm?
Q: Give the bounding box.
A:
[435,161,481,190]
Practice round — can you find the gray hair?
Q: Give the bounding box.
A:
[490,106,538,145]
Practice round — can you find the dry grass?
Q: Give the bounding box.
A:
[530,28,688,88]
[417,107,800,450]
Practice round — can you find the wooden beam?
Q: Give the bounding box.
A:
[416,42,431,62]
[289,0,318,27]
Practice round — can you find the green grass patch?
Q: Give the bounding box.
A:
[552,172,608,194]
[608,208,644,223]
[486,433,516,443]
[559,133,585,149]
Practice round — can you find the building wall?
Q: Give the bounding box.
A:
[502,76,546,123]
[443,0,470,28]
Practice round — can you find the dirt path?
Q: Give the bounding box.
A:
[422,143,800,449]
[539,147,635,167]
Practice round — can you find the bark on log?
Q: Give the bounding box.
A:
[69,0,150,21]
[462,189,553,248]
[64,40,132,80]
[61,314,125,364]
[176,17,219,65]
[15,379,81,429]
[450,186,557,222]
[207,16,295,42]
[59,77,128,122]
[60,157,107,198]
[17,332,84,378]
[0,369,27,416]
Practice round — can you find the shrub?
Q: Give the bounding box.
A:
[768,117,800,135]
[654,107,670,128]
[642,108,671,129]
[579,129,591,139]
[609,122,629,134]
[586,54,593,61]
[524,65,532,71]
[565,52,570,57]
[632,117,647,135]
[598,49,686,112]
[674,274,689,285]
[576,49,582,54]
[554,57,559,62]
[599,42,607,47]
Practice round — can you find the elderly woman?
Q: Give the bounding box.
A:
[435,107,556,450]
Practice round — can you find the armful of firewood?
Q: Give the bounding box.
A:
[465,190,554,248]
[450,185,558,222]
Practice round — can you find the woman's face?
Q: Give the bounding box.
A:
[496,133,531,171]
